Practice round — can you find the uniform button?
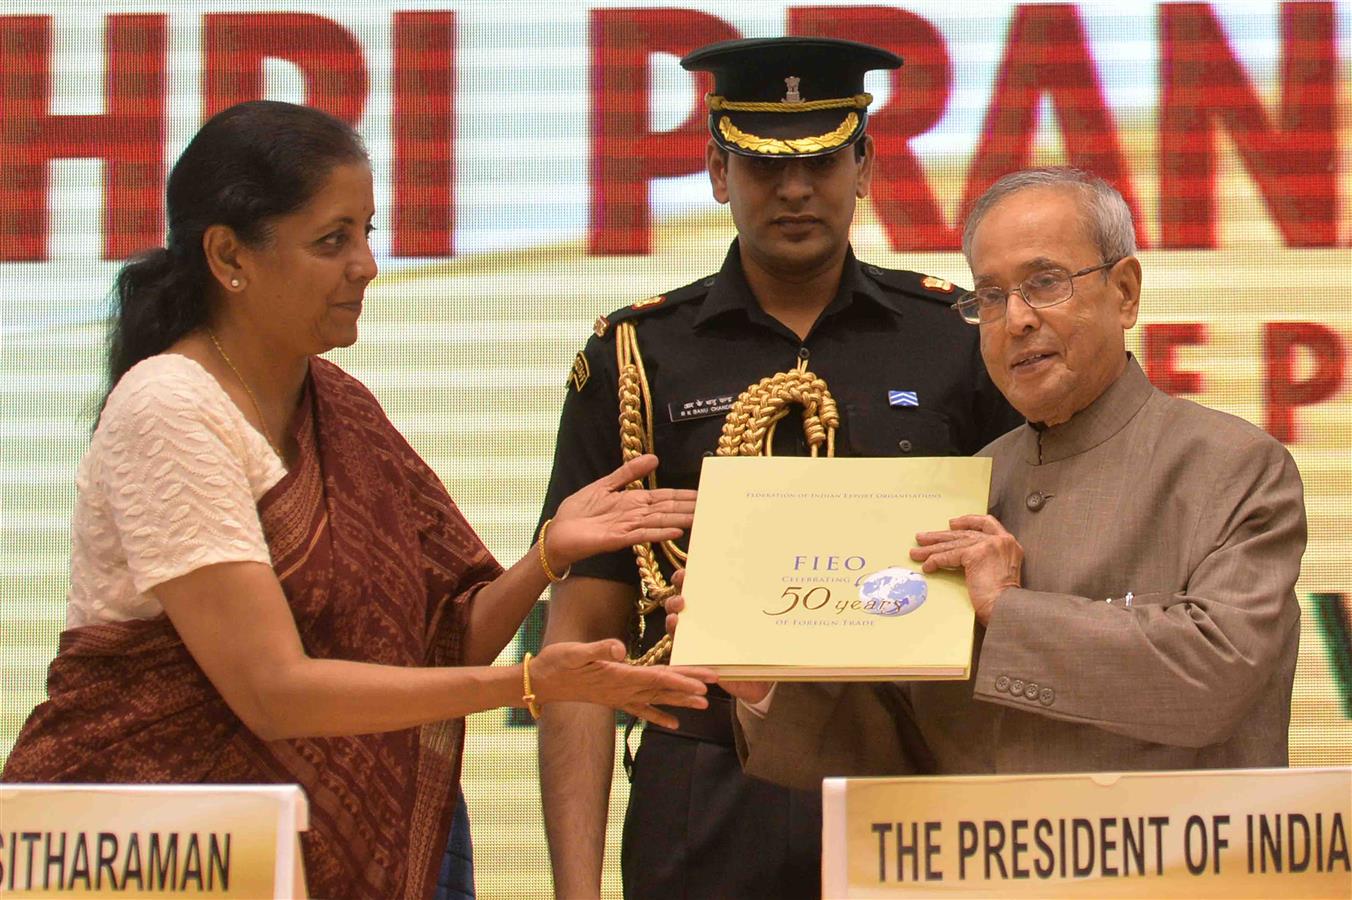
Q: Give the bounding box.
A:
[797,347,810,361]
[703,276,716,287]
[1026,491,1047,511]
[866,265,883,276]
[1024,681,1040,700]
[1039,687,1055,706]
[994,675,1010,692]
[702,450,714,457]
[898,440,912,452]
[1010,678,1025,695]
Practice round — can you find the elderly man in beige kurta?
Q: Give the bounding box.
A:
[726,167,1306,788]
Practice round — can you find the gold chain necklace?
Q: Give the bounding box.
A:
[206,328,284,459]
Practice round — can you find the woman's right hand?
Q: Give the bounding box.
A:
[528,639,715,729]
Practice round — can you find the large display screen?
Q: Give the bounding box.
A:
[2,3,1348,896]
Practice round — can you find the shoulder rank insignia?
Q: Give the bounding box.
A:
[568,351,590,392]
[593,315,609,338]
[631,294,666,310]
[921,276,954,293]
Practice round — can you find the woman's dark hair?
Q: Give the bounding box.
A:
[102,100,367,407]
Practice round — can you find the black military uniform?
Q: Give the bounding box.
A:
[539,244,1021,899]
[537,36,1022,900]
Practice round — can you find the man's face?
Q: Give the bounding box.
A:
[969,186,1141,426]
[707,139,873,278]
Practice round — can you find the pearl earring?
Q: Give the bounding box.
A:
[230,278,241,288]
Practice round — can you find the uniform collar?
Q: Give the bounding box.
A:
[1016,353,1154,465]
[693,240,890,331]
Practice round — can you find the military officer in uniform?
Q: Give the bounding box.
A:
[535,37,1023,899]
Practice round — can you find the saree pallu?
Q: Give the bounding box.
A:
[3,358,502,900]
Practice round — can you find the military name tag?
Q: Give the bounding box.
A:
[668,394,736,422]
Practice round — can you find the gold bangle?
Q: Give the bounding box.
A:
[537,518,571,583]
[522,651,542,720]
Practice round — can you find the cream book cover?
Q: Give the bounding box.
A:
[669,456,991,680]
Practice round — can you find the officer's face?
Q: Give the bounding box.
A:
[968,187,1141,426]
[707,139,873,277]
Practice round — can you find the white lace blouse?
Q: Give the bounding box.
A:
[65,354,288,628]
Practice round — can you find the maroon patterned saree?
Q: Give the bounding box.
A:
[3,358,503,900]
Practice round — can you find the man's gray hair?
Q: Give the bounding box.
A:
[961,167,1137,263]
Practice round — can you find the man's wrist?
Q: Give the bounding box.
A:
[974,582,1021,627]
[737,683,778,717]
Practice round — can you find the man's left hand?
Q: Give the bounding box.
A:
[911,515,1023,626]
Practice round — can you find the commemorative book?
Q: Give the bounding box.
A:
[668,456,991,680]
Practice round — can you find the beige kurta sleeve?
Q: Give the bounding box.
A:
[974,430,1306,748]
[96,358,275,595]
[733,682,931,791]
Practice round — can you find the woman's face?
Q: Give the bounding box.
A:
[238,162,378,355]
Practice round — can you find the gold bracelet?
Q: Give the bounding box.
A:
[521,651,542,720]
[537,518,571,583]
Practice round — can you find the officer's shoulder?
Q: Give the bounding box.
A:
[859,263,966,309]
[591,274,714,339]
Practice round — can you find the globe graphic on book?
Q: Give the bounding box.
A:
[857,567,928,617]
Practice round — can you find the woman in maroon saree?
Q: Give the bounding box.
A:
[2,101,710,899]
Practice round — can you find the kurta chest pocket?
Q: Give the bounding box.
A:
[844,406,955,457]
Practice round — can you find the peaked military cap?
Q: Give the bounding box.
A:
[681,37,902,158]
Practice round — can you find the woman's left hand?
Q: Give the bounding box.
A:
[546,454,696,572]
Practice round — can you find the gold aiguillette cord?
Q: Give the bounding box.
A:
[615,322,838,665]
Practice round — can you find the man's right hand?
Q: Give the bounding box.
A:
[663,570,773,705]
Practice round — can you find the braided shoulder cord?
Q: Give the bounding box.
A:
[615,321,682,665]
[615,321,838,666]
[717,359,839,458]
